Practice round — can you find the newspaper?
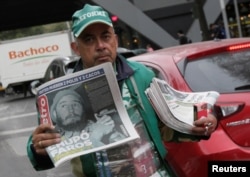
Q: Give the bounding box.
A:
[145,78,220,135]
[36,62,139,167]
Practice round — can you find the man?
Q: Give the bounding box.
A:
[177,30,191,45]
[209,23,226,40]
[50,88,127,146]
[27,4,218,176]
[50,89,87,139]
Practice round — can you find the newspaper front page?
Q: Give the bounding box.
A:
[36,62,139,167]
[145,78,219,135]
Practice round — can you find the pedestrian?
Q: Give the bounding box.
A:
[146,44,154,52]
[209,23,226,40]
[177,30,191,45]
[0,84,5,97]
[27,4,218,177]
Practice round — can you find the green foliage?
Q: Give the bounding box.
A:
[0,22,71,41]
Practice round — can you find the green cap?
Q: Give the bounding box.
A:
[72,4,113,37]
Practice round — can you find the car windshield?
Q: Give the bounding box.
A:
[183,49,250,93]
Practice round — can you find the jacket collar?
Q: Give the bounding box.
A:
[115,54,134,81]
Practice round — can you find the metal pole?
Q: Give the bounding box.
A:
[233,0,243,37]
[219,0,230,38]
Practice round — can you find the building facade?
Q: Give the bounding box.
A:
[93,0,250,49]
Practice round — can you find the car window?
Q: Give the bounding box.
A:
[44,60,65,82]
[183,49,250,93]
[65,60,78,74]
[146,66,165,80]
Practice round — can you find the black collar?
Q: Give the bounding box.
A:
[115,54,134,81]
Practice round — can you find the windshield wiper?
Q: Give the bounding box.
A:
[234,84,250,91]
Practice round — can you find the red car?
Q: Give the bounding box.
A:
[130,38,250,177]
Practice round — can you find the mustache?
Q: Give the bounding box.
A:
[95,51,111,58]
[65,113,82,119]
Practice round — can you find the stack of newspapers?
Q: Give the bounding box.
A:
[145,78,220,135]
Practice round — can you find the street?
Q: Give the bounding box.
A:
[0,94,74,177]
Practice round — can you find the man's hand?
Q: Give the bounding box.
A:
[192,113,218,136]
[32,124,61,155]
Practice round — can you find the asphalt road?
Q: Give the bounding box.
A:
[0,94,74,177]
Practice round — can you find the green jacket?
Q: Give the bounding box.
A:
[27,55,202,176]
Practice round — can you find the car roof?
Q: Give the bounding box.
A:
[130,38,250,63]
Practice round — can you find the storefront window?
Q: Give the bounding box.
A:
[226,1,250,37]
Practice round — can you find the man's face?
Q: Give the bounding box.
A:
[72,23,118,68]
[55,94,84,126]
